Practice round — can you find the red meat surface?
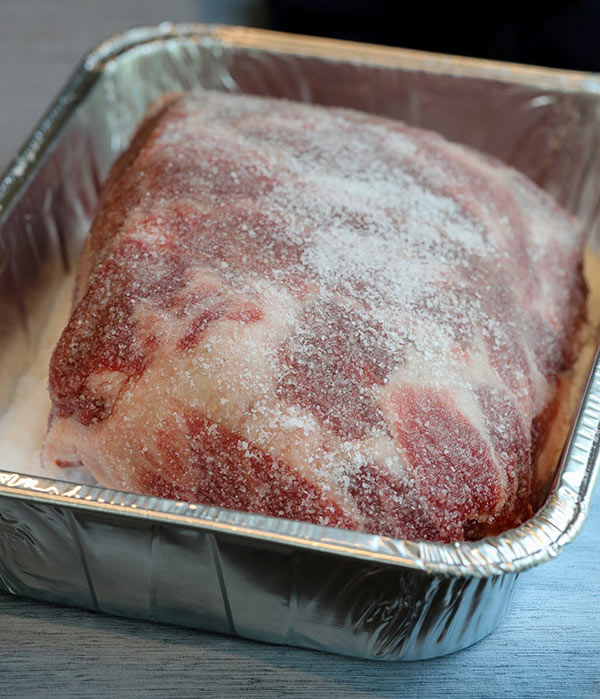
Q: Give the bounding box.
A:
[42,91,587,541]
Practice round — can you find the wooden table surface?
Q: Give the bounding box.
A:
[1,2,599,697]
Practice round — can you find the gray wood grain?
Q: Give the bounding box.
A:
[0,2,599,697]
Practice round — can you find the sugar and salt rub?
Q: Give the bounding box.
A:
[43,91,587,542]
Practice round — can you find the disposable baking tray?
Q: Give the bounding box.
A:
[0,23,599,661]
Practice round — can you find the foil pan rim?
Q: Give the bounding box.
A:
[88,23,600,90]
[1,23,599,579]
[3,22,600,221]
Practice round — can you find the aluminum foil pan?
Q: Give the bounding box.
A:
[0,23,599,661]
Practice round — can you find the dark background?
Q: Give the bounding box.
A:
[269,0,600,72]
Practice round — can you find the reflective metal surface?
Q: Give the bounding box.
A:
[0,24,599,660]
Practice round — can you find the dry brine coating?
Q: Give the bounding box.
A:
[43,90,587,542]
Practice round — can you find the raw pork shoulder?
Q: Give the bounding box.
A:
[43,91,587,541]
